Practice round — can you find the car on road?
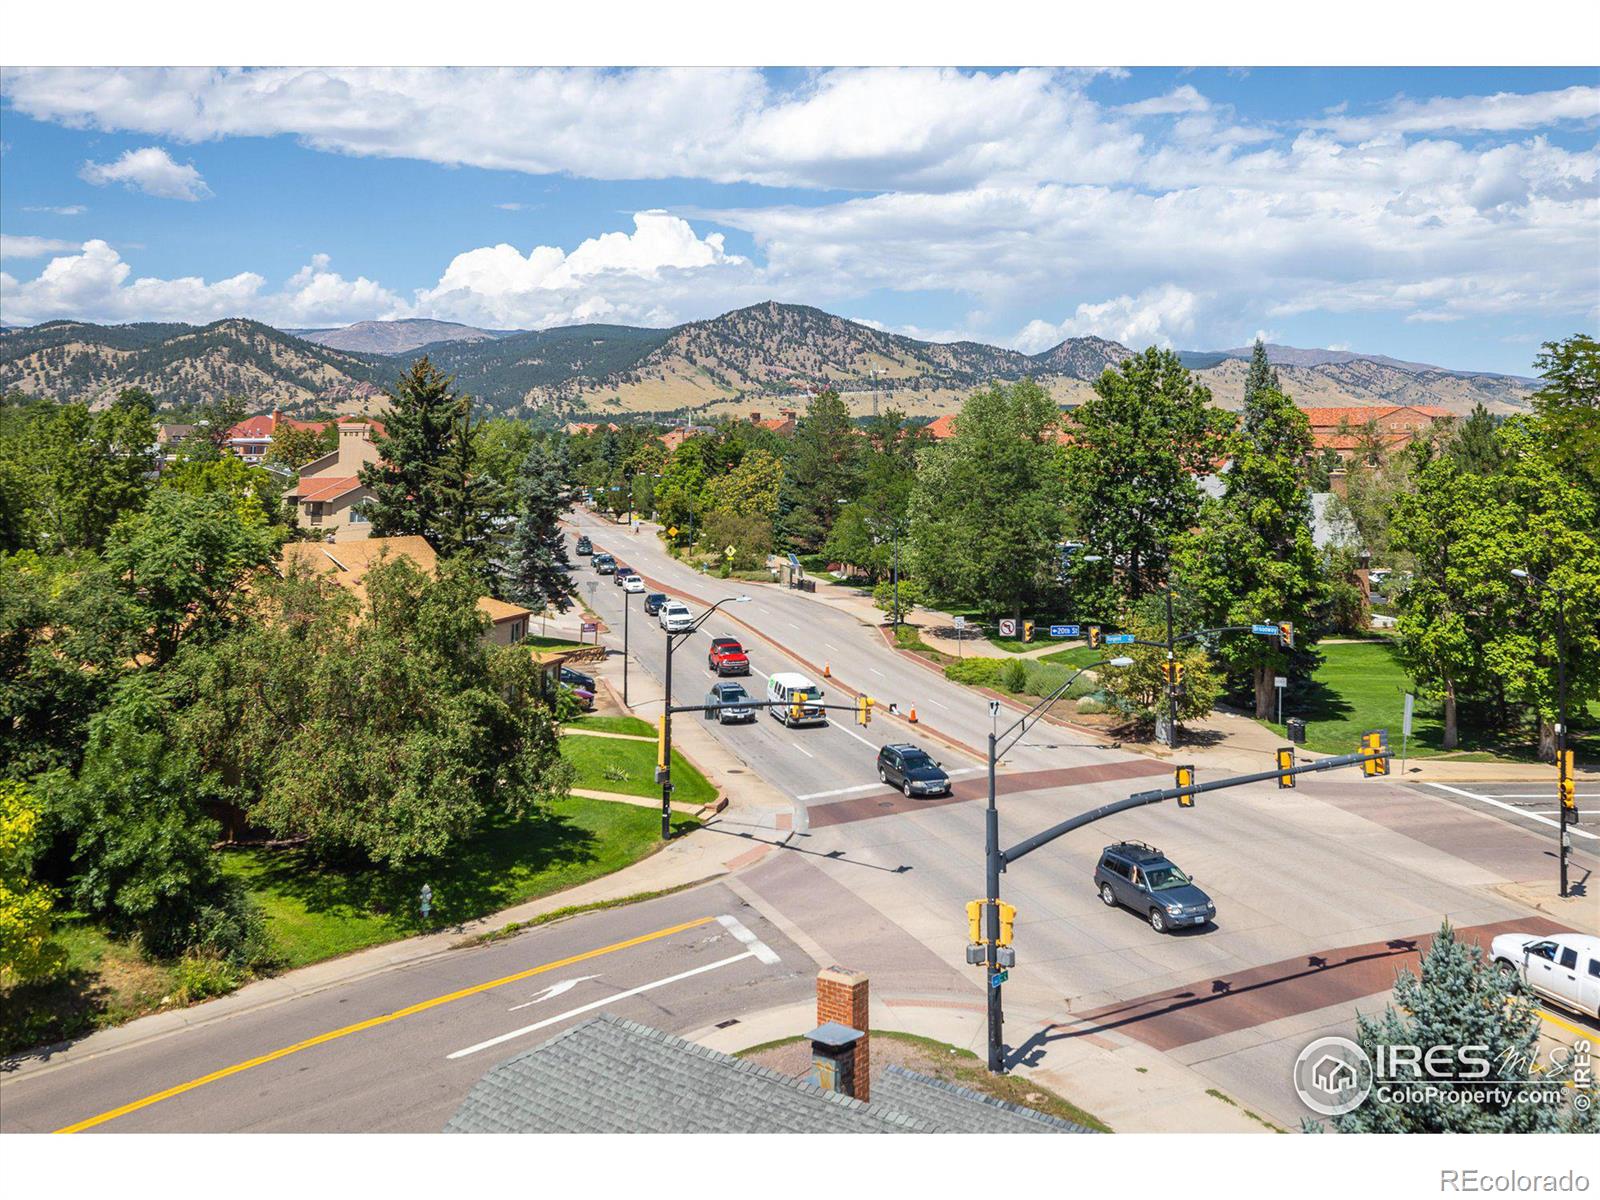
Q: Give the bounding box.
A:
[612,563,634,584]
[659,600,695,633]
[593,553,616,575]
[1491,931,1600,1019]
[643,592,668,616]
[575,535,593,556]
[621,574,645,593]
[704,681,756,724]
[707,637,750,675]
[767,671,825,727]
[560,665,596,692]
[876,743,951,797]
[1093,841,1215,934]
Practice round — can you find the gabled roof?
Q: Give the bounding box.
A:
[925,413,958,440]
[444,1014,1091,1135]
[287,476,365,503]
[1299,404,1450,430]
[280,536,529,626]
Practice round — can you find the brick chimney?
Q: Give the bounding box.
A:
[814,966,870,1101]
[750,410,762,423]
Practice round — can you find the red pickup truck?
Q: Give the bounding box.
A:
[707,637,750,675]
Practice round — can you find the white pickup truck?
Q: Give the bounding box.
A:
[1491,931,1600,1020]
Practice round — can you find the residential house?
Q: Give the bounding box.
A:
[279,535,532,647]
[658,423,715,452]
[747,408,799,436]
[1300,404,1452,461]
[282,419,386,542]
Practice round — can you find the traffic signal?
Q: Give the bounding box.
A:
[1361,729,1389,777]
[792,690,808,722]
[1559,749,1576,815]
[855,695,874,726]
[1278,621,1295,649]
[966,899,985,944]
[1087,625,1101,649]
[997,902,1016,947]
[1175,764,1196,807]
[1277,747,1296,788]
[1162,661,1187,687]
[657,716,667,770]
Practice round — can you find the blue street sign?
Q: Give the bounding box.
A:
[990,970,1009,987]
[1105,633,1136,645]
[1049,624,1080,638]
[1251,623,1278,635]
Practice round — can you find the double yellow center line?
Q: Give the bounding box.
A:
[55,915,715,1133]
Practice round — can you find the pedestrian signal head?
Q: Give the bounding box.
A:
[966,899,984,944]
[1361,729,1388,776]
[1175,764,1196,807]
[1276,746,1295,789]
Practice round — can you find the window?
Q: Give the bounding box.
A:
[348,506,369,525]
[1102,856,1128,880]
[1527,941,1558,961]
[1559,947,1578,970]
[1588,959,1599,979]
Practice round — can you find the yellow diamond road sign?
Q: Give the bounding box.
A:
[667,526,678,537]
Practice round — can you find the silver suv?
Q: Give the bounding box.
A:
[1093,841,1215,934]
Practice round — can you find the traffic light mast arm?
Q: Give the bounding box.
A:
[1000,747,1388,866]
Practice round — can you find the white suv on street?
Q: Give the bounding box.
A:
[1491,931,1600,1019]
[658,600,694,633]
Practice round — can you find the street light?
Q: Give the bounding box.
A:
[659,594,751,839]
[622,585,636,706]
[1511,567,1574,898]
[983,655,1132,1073]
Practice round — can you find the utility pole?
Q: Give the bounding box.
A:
[985,730,1002,1072]
[1163,585,1179,749]
[1513,568,1573,898]
[623,588,632,706]
[892,530,901,629]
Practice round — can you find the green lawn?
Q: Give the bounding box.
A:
[222,796,700,969]
[1260,640,1598,762]
[522,633,588,650]
[560,734,718,806]
[566,714,655,737]
[1038,644,1104,669]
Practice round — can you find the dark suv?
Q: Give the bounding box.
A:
[643,592,668,616]
[575,535,593,556]
[1093,841,1214,934]
[593,553,616,575]
[876,743,951,798]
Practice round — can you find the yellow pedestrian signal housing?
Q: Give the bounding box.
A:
[1278,621,1294,649]
[792,690,808,722]
[997,902,1016,947]
[1022,621,1035,643]
[1163,661,1187,687]
[856,695,875,726]
[966,899,985,944]
[1276,747,1296,789]
[1361,729,1389,776]
[657,716,667,770]
[1559,749,1576,814]
[1087,625,1101,650]
[1175,764,1196,807]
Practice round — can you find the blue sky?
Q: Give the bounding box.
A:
[1,66,1595,374]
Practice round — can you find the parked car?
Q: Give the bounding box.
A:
[575,535,593,556]
[612,563,633,584]
[766,671,825,727]
[707,637,750,675]
[876,743,951,797]
[643,592,668,616]
[560,665,596,692]
[1491,932,1600,1019]
[593,553,616,575]
[622,574,645,593]
[659,600,695,633]
[704,681,756,724]
[1093,841,1215,934]
[561,683,596,712]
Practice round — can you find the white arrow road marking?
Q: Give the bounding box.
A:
[507,975,601,1011]
[448,952,757,1060]
[1425,783,1598,840]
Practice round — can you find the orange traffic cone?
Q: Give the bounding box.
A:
[908,706,919,724]
[823,661,831,678]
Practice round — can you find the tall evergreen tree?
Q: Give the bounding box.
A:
[776,390,860,552]
[430,399,500,571]
[507,440,580,613]
[1530,333,1599,502]
[359,357,461,543]
[1447,402,1502,475]
[1242,337,1280,430]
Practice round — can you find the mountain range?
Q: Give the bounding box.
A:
[0,302,1537,419]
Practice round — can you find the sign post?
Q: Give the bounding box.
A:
[954,614,965,659]
[1401,692,1414,777]
[1275,675,1288,727]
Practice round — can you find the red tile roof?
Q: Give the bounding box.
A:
[289,476,365,503]
[1300,404,1450,431]
[925,414,958,440]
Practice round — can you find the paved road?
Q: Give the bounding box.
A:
[1401,780,1600,867]
[0,885,809,1133]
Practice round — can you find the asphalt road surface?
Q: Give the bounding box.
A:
[0,885,809,1134]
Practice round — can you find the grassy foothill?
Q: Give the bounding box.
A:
[0,796,698,1054]
[1261,640,1598,762]
[560,733,719,806]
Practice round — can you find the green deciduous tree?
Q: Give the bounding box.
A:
[1064,348,1226,602]
[359,358,462,543]
[1094,615,1221,732]
[0,779,62,986]
[776,390,860,552]
[263,420,338,472]
[507,440,580,613]
[702,447,783,520]
[1530,333,1600,501]
[907,380,1067,619]
[160,453,283,525]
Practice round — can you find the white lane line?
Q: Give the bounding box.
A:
[1532,810,1600,817]
[448,951,757,1059]
[824,643,839,652]
[831,721,880,752]
[918,697,949,711]
[1425,783,1600,840]
[793,743,816,759]
[1476,793,1600,800]
[869,668,885,678]
[747,667,770,680]
[796,781,887,801]
[786,622,801,631]
[716,914,782,965]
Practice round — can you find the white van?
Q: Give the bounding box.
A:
[767,672,826,727]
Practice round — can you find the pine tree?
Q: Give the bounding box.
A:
[1321,922,1594,1133]
[359,358,461,543]
[430,400,500,571]
[776,390,860,552]
[507,440,579,613]
[1242,338,1280,432]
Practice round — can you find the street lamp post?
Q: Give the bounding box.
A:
[984,655,1134,1073]
[622,587,633,706]
[659,594,751,839]
[1512,568,1572,898]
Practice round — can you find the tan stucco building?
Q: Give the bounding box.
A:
[283,420,383,541]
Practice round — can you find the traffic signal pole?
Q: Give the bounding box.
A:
[985,730,1004,1073]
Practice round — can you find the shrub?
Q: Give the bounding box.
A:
[944,658,1005,687]
[1000,659,1029,693]
[872,576,929,617]
[173,952,241,1004]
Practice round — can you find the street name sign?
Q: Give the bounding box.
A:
[1105,633,1136,644]
[1050,624,1080,638]
[990,970,1009,987]
[1252,623,1279,635]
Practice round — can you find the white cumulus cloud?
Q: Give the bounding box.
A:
[1014,285,1200,352]
[79,146,211,201]
[1,235,83,259]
